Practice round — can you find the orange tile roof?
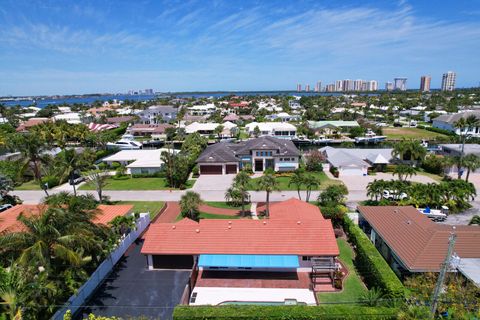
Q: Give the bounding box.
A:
[358,206,480,272]
[0,204,133,233]
[141,199,338,256]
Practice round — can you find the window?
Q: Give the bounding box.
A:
[302,256,312,261]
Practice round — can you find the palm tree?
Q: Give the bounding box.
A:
[224,187,242,206]
[256,173,280,217]
[8,133,47,183]
[232,171,251,216]
[367,179,384,201]
[392,139,409,161]
[393,165,417,182]
[303,174,320,202]
[454,115,480,156]
[86,168,109,203]
[180,191,203,221]
[462,154,480,182]
[288,169,305,200]
[469,215,480,225]
[55,148,89,196]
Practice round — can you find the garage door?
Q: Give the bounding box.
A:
[152,255,194,269]
[225,164,237,174]
[340,167,364,176]
[200,165,223,175]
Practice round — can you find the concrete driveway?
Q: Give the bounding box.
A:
[338,172,438,192]
[79,241,190,320]
[192,174,235,191]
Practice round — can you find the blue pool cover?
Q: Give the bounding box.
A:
[198,254,299,268]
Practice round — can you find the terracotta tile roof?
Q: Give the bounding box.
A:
[92,204,133,225]
[126,123,173,134]
[16,118,50,132]
[0,204,133,233]
[141,199,338,256]
[358,206,480,272]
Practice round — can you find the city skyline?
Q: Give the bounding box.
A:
[1,0,480,96]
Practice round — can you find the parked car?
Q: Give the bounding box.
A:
[418,206,449,222]
[0,204,13,212]
[383,190,408,200]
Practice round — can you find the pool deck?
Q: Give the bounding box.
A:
[190,287,317,306]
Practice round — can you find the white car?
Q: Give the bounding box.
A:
[383,190,408,200]
[0,204,13,212]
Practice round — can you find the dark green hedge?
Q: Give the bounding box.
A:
[424,126,456,137]
[173,305,399,320]
[342,216,405,297]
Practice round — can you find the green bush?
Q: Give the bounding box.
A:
[131,172,163,178]
[95,148,116,160]
[42,175,60,188]
[173,305,399,320]
[421,154,444,174]
[425,126,456,136]
[342,216,405,298]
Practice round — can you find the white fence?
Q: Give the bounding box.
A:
[52,213,151,320]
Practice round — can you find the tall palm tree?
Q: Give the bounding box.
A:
[8,133,47,183]
[180,191,203,221]
[303,174,320,202]
[86,168,109,203]
[257,173,280,217]
[393,165,417,182]
[288,169,305,200]
[233,171,251,216]
[367,179,384,201]
[463,154,480,182]
[454,115,480,156]
[55,148,89,196]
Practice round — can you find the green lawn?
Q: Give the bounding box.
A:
[248,172,342,191]
[115,201,165,220]
[416,170,443,182]
[175,212,242,221]
[383,127,447,140]
[80,177,195,190]
[204,201,245,210]
[15,180,43,190]
[317,239,367,303]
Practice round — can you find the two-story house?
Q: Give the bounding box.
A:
[136,105,178,124]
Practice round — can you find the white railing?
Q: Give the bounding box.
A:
[51,213,151,320]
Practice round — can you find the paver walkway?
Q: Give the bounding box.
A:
[154,202,181,223]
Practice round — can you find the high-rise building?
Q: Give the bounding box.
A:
[314,81,322,92]
[335,80,343,92]
[420,76,431,92]
[296,84,302,92]
[354,79,363,91]
[385,82,394,91]
[144,88,154,95]
[326,84,335,92]
[394,78,407,91]
[441,71,456,91]
[368,80,378,91]
[305,84,310,92]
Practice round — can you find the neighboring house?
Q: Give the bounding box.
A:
[266,112,300,122]
[439,144,480,157]
[141,199,339,305]
[245,122,297,139]
[126,123,173,136]
[136,105,178,124]
[88,106,114,117]
[53,112,82,124]
[187,104,217,116]
[0,204,133,233]
[106,116,135,125]
[102,149,178,174]
[358,206,480,280]
[432,111,480,136]
[320,147,393,175]
[184,121,238,138]
[289,100,301,110]
[307,121,359,135]
[196,136,300,175]
[16,117,50,132]
[222,114,255,123]
[182,114,209,123]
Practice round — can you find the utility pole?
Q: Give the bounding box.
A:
[430,228,457,318]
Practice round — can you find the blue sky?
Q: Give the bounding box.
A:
[0,0,479,95]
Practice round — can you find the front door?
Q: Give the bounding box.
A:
[255,159,263,172]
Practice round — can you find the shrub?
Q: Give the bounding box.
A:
[95,148,116,160]
[421,154,444,174]
[264,168,275,175]
[42,175,60,189]
[425,126,456,136]
[305,150,325,172]
[320,205,347,227]
[110,161,121,169]
[173,305,399,320]
[192,165,199,177]
[342,216,405,298]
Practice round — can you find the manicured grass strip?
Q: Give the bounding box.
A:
[416,170,443,182]
[248,172,343,191]
[317,239,367,303]
[80,177,195,190]
[383,127,447,140]
[175,212,242,222]
[204,201,244,210]
[15,180,42,190]
[116,201,165,220]
[173,305,399,320]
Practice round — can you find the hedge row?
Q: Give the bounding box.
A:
[424,126,457,136]
[342,216,405,297]
[173,305,399,320]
